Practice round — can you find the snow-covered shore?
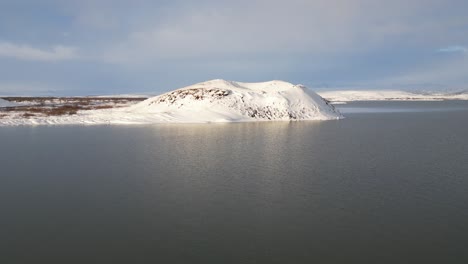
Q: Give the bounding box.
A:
[0,80,342,126]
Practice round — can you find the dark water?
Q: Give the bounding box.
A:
[1,101,468,263]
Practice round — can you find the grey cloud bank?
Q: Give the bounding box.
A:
[0,0,467,95]
[0,42,78,61]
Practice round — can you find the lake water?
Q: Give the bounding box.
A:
[1,101,468,263]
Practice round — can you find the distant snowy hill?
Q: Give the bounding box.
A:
[318,90,468,102]
[0,80,342,126]
[0,98,18,107]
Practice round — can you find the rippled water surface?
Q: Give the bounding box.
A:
[1,101,468,263]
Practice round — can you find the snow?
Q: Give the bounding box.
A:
[0,98,18,107]
[318,90,468,102]
[0,79,342,126]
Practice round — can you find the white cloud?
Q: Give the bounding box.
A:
[0,42,79,61]
[438,45,467,53]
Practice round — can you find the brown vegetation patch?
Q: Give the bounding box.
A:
[4,105,82,116]
[90,105,116,110]
[2,97,146,105]
[1,96,148,118]
[155,88,230,104]
[46,105,82,116]
[22,113,36,118]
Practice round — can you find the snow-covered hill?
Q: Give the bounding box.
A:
[318,90,468,103]
[0,80,342,126]
[129,79,342,122]
[0,98,18,107]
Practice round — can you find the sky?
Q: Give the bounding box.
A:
[0,0,467,96]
